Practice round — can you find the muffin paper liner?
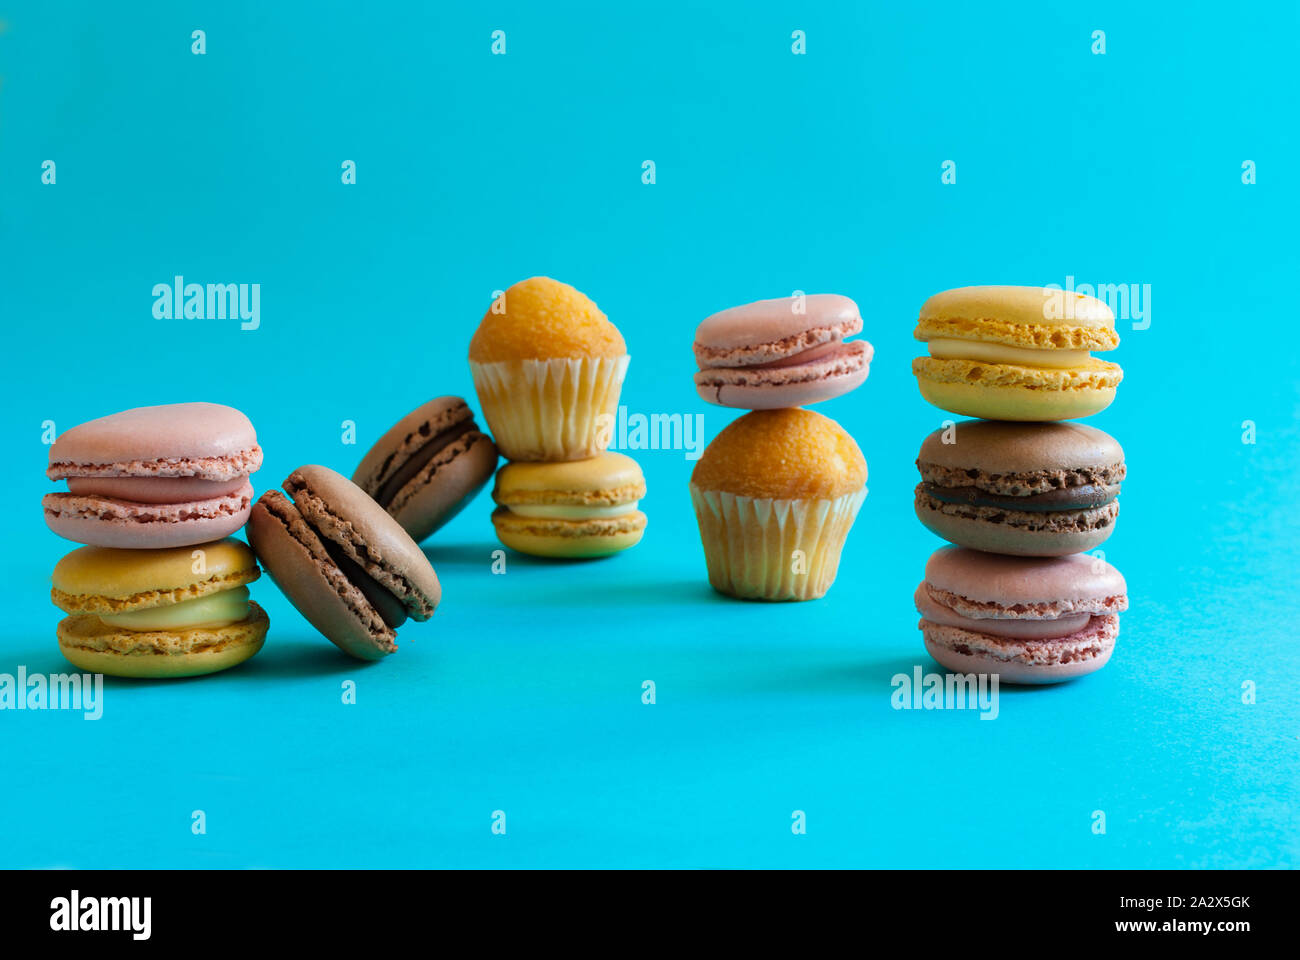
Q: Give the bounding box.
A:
[689,485,866,601]
[470,355,630,461]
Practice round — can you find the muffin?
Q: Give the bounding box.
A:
[690,408,866,601]
[468,277,629,461]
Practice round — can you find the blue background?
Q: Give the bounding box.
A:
[2,1,1296,868]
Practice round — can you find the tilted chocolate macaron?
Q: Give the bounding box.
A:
[491,452,647,558]
[915,420,1125,556]
[916,547,1128,684]
[44,403,262,548]
[51,538,268,678]
[693,294,872,409]
[352,397,498,542]
[247,465,441,660]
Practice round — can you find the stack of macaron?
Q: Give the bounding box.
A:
[689,295,872,600]
[468,276,647,559]
[43,403,270,677]
[910,286,1130,683]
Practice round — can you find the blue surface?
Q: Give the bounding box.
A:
[1,1,1297,868]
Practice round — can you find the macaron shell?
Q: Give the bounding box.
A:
[923,547,1127,611]
[915,286,1118,350]
[914,355,1122,391]
[385,433,499,543]
[917,420,1124,475]
[915,495,1118,557]
[42,481,255,549]
[51,538,260,614]
[285,466,441,618]
[56,602,268,678]
[693,294,861,358]
[920,285,1115,324]
[493,452,645,505]
[915,584,1092,639]
[921,615,1116,684]
[247,494,396,660]
[492,507,646,558]
[915,372,1117,421]
[695,340,871,409]
[47,402,262,478]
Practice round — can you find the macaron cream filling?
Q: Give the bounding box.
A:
[507,500,640,521]
[66,475,252,504]
[747,338,870,371]
[320,538,409,629]
[371,418,479,508]
[926,337,1092,370]
[696,324,870,373]
[920,482,1119,513]
[99,586,252,632]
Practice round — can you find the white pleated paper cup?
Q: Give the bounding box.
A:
[689,484,866,601]
[469,354,630,462]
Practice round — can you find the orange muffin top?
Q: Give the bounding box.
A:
[691,408,866,500]
[468,276,627,363]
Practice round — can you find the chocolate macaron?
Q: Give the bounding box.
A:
[353,397,498,542]
[916,547,1128,684]
[915,420,1125,556]
[247,465,441,660]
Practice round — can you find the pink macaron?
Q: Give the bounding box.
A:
[44,403,263,548]
[916,547,1128,684]
[693,294,872,409]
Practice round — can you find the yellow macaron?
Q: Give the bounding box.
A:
[911,286,1123,421]
[491,452,647,558]
[51,538,268,678]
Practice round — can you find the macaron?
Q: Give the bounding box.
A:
[51,538,268,678]
[911,286,1123,421]
[915,420,1125,556]
[247,465,441,660]
[352,396,499,542]
[916,547,1128,684]
[44,403,262,548]
[693,294,872,409]
[491,452,647,558]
